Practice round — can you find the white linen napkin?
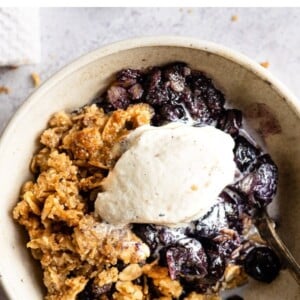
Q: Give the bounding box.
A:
[0,8,40,66]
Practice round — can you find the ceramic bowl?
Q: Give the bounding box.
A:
[0,37,299,299]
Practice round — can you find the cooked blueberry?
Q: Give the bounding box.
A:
[253,155,278,203]
[144,69,170,106]
[77,280,111,300]
[146,68,161,89]
[116,69,143,88]
[158,104,185,122]
[208,253,226,281]
[166,238,208,279]
[163,62,189,78]
[163,63,187,92]
[91,96,114,113]
[234,136,261,172]
[158,226,187,245]
[204,86,225,118]
[146,87,169,106]
[222,186,252,208]
[217,239,241,258]
[217,109,242,137]
[107,86,130,109]
[182,95,213,124]
[201,239,226,281]
[187,71,212,93]
[132,224,159,251]
[219,188,251,230]
[194,203,229,239]
[244,247,281,283]
[236,154,278,207]
[128,83,144,100]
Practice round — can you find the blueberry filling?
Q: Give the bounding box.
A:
[77,280,112,300]
[94,62,280,293]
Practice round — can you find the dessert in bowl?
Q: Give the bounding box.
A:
[0,37,299,300]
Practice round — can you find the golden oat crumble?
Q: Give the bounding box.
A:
[183,293,221,300]
[260,61,270,68]
[13,102,245,299]
[31,72,41,87]
[222,264,248,289]
[0,85,10,94]
[231,15,238,22]
[13,103,154,299]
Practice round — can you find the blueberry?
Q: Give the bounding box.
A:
[187,71,212,93]
[158,104,185,122]
[194,203,229,239]
[77,280,111,300]
[201,239,226,281]
[219,188,251,230]
[116,69,143,88]
[207,251,226,281]
[203,86,225,118]
[163,62,189,78]
[244,247,281,283]
[128,83,144,100]
[163,62,187,92]
[91,96,114,113]
[217,239,241,258]
[132,224,159,252]
[158,226,187,245]
[144,69,169,106]
[183,95,213,124]
[236,154,278,207]
[187,71,225,118]
[233,136,261,172]
[166,238,208,279]
[107,86,130,109]
[253,155,278,204]
[217,109,242,137]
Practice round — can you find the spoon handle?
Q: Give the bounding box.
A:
[257,211,300,285]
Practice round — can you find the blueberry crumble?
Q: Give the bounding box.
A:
[13,62,281,300]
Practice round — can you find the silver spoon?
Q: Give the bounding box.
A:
[255,210,300,285]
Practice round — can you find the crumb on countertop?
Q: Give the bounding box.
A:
[231,15,238,22]
[31,72,41,87]
[0,86,10,94]
[260,61,270,68]
[7,65,19,70]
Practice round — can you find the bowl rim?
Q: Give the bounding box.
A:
[0,35,299,299]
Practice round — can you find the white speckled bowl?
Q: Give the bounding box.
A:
[0,37,299,300]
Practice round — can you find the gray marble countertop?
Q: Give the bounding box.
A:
[0,7,299,300]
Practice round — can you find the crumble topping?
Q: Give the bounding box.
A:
[31,72,41,87]
[13,103,154,299]
[0,85,10,94]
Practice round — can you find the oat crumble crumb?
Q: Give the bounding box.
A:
[260,61,270,68]
[0,86,10,94]
[231,15,238,22]
[31,72,41,87]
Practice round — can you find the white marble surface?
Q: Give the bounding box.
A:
[0,7,299,300]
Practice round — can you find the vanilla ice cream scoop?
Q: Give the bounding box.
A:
[95,124,236,225]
